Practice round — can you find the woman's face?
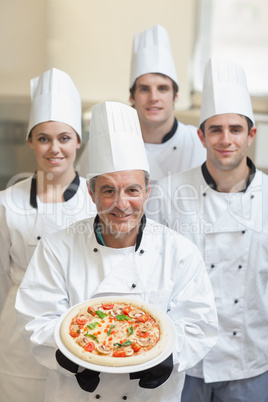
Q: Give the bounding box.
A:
[28,121,81,178]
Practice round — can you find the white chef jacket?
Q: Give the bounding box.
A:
[147,164,268,383]
[16,217,218,402]
[0,174,96,402]
[76,120,206,183]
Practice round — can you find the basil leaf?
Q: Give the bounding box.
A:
[86,334,99,343]
[127,326,134,336]
[121,340,132,346]
[87,322,99,330]
[115,314,130,321]
[107,325,116,336]
[96,310,107,319]
[113,340,133,348]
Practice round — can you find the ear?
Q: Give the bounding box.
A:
[87,181,96,204]
[27,136,34,150]
[129,93,135,107]
[76,134,82,149]
[173,92,179,105]
[248,127,257,147]
[197,128,207,148]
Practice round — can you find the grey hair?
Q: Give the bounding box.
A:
[89,170,150,193]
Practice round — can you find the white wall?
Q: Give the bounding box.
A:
[0,0,198,109]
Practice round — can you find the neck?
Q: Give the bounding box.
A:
[101,227,139,249]
[206,159,250,193]
[36,169,76,202]
[140,117,175,144]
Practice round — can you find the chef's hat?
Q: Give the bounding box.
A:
[199,57,255,126]
[129,24,179,89]
[88,101,150,177]
[27,68,82,139]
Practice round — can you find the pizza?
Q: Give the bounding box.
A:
[60,297,169,367]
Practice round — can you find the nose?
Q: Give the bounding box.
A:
[115,191,130,211]
[49,140,60,154]
[220,129,232,146]
[148,87,158,101]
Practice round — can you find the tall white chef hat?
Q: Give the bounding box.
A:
[27,68,82,139]
[88,101,150,178]
[129,24,179,89]
[199,57,255,126]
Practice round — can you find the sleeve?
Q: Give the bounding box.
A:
[0,203,13,311]
[168,241,218,372]
[15,238,71,374]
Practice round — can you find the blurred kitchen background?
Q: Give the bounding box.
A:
[0,0,267,190]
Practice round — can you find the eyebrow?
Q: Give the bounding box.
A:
[99,183,143,191]
[207,124,243,130]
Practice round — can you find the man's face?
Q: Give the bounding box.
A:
[198,113,256,173]
[129,73,178,130]
[88,170,150,241]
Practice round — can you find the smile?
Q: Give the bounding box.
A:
[111,213,131,218]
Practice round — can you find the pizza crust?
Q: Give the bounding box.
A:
[60,297,170,367]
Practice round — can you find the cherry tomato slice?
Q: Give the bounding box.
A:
[113,349,126,358]
[122,306,132,315]
[131,342,141,353]
[101,303,115,310]
[84,342,95,352]
[87,307,96,316]
[137,330,150,338]
[76,316,88,325]
[137,314,149,323]
[69,329,80,338]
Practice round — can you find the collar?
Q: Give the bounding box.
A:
[201,157,256,193]
[93,214,146,252]
[30,171,80,208]
[161,118,178,143]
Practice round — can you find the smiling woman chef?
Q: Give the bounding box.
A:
[16,101,218,402]
[0,68,96,402]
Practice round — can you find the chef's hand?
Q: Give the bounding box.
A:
[129,354,173,389]
[55,349,100,392]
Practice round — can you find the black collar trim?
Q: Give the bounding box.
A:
[94,214,146,252]
[161,118,178,143]
[30,171,80,208]
[201,157,256,193]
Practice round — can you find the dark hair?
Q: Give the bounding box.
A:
[130,73,178,102]
[199,115,254,135]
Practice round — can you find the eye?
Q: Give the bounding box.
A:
[60,135,71,142]
[37,136,48,142]
[159,86,168,92]
[139,87,148,92]
[232,128,241,134]
[128,188,141,196]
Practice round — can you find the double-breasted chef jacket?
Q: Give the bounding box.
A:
[0,174,96,402]
[16,216,218,402]
[146,159,268,383]
[144,119,206,182]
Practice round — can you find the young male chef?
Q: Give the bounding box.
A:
[76,25,206,183]
[16,101,217,402]
[147,58,268,401]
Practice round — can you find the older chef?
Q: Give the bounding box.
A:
[147,58,268,401]
[0,68,96,402]
[16,101,218,402]
[76,25,206,182]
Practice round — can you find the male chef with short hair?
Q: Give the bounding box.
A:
[146,58,268,402]
[16,101,217,402]
[76,25,206,183]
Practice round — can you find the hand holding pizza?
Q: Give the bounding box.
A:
[55,349,100,392]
